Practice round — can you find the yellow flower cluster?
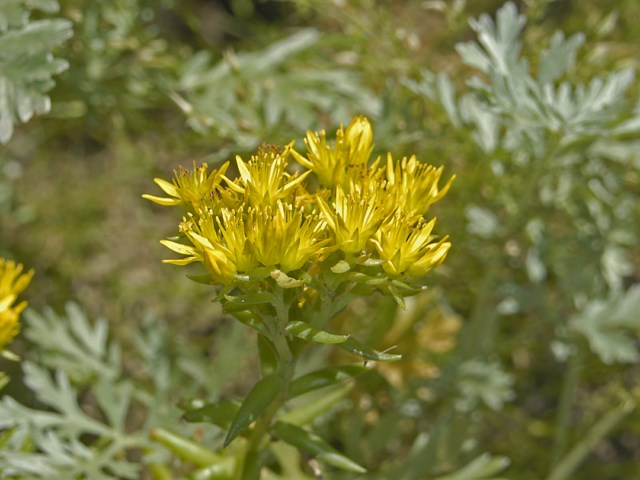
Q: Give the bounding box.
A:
[0,258,34,352]
[145,116,453,287]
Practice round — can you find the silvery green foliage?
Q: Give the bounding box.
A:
[406,2,639,157]
[455,360,514,412]
[0,304,145,478]
[0,0,72,143]
[405,2,639,339]
[0,364,143,479]
[0,303,232,478]
[570,285,640,364]
[175,29,381,157]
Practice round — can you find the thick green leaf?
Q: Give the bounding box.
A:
[150,428,222,467]
[280,384,352,427]
[434,453,510,480]
[224,374,282,447]
[228,311,269,336]
[285,321,348,345]
[223,292,274,313]
[289,365,368,398]
[188,460,236,480]
[183,400,241,429]
[335,337,401,362]
[186,274,215,285]
[272,421,366,473]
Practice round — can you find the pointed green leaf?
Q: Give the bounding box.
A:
[289,365,368,398]
[224,374,282,446]
[336,337,401,362]
[186,274,215,285]
[188,458,236,480]
[223,292,274,313]
[285,321,348,344]
[183,400,241,429]
[272,421,366,473]
[388,285,407,309]
[151,428,222,467]
[228,311,269,336]
[434,453,510,480]
[280,384,352,426]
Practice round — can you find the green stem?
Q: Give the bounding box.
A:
[461,260,501,357]
[238,288,298,479]
[551,340,584,468]
[147,464,175,480]
[546,395,635,480]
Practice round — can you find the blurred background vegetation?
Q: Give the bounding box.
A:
[1,0,639,479]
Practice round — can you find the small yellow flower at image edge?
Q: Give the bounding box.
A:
[0,258,34,352]
[145,116,453,289]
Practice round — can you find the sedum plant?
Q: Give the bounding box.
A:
[144,115,453,478]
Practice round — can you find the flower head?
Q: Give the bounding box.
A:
[247,202,329,272]
[161,208,255,284]
[160,201,329,284]
[372,213,451,277]
[224,144,310,207]
[318,185,388,254]
[148,115,452,290]
[143,161,230,211]
[291,116,373,189]
[0,258,34,352]
[383,154,454,219]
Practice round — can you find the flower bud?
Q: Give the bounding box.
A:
[345,115,373,167]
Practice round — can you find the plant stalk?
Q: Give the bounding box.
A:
[551,340,584,468]
[546,395,635,480]
[238,288,298,479]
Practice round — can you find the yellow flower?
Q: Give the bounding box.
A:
[143,161,230,211]
[0,258,34,351]
[247,202,329,272]
[161,230,238,286]
[161,202,329,283]
[317,185,388,254]
[291,116,373,188]
[372,212,451,277]
[383,154,454,219]
[162,208,255,284]
[152,115,453,287]
[224,144,310,207]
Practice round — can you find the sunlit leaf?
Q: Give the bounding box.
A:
[182,400,241,429]
[335,337,401,362]
[285,321,349,345]
[272,421,366,473]
[289,365,368,398]
[224,374,282,446]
